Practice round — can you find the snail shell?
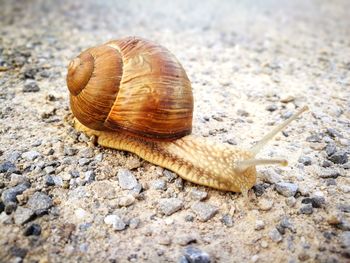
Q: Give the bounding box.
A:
[67,37,193,140]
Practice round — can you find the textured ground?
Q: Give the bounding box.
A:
[0,0,349,262]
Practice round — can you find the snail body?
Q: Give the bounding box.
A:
[67,37,307,196]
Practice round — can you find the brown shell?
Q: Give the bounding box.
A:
[67,37,193,141]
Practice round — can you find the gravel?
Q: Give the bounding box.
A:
[255,220,265,230]
[1,182,30,205]
[22,79,40,92]
[23,223,41,236]
[181,246,211,263]
[104,214,126,231]
[27,192,53,215]
[151,179,167,190]
[0,161,16,173]
[117,169,138,190]
[328,151,348,164]
[190,189,208,201]
[275,182,298,197]
[191,202,219,222]
[13,207,35,225]
[269,228,283,243]
[298,156,312,166]
[300,203,314,215]
[158,198,183,216]
[22,151,40,161]
[221,214,234,227]
[301,196,326,208]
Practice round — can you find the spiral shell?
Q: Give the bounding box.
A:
[67,37,193,140]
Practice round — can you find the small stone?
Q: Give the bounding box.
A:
[14,207,35,225]
[117,169,138,190]
[129,218,140,229]
[261,240,268,248]
[27,192,53,215]
[78,158,90,166]
[190,189,208,201]
[23,223,41,236]
[285,197,296,207]
[266,104,278,112]
[185,214,195,222]
[258,198,273,211]
[22,151,40,161]
[63,146,78,156]
[279,217,296,233]
[269,228,283,243]
[104,214,126,231]
[6,150,22,163]
[151,179,167,190]
[125,158,141,169]
[4,202,17,214]
[61,173,72,181]
[163,169,177,183]
[176,235,197,246]
[325,144,337,156]
[275,182,298,197]
[0,161,16,173]
[79,148,94,158]
[322,160,332,168]
[44,166,55,175]
[191,202,218,222]
[158,235,172,245]
[280,96,295,103]
[10,174,27,186]
[260,169,282,184]
[221,214,233,227]
[9,246,28,259]
[328,151,348,164]
[252,184,265,196]
[95,153,103,162]
[340,231,350,255]
[301,196,325,208]
[298,156,312,166]
[175,178,184,190]
[298,185,310,196]
[255,220,265,230]
[306,134,322,143]
[1,182,30,205]
[51,175,63,186]
[183,246,211,263]
[84,171,95,184]
[118,195,135,207]
[158,198,183,216]
[300,203,313,214]
[325,178,336,186]
[318,169,341,179]
[23,79,40,92]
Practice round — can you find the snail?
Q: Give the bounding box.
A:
[66,36,308,197]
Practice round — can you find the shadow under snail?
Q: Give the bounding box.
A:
[66,36,308,197]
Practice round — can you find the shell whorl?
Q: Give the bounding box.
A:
[67,37,194,140]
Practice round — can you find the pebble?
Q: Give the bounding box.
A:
[51,175,63,186]
[23,223,41,236]
[14,207,35,225]
[258,198,274,211]
[255,220,265,230]
[1,182,30,205]
[325,144,337,156]
[118,195,135,207]
[22,79,40,92]
[163,169,177,183]
[252,184,266,196]
[306,134,322,143]
[266,104,278,112]
[104,214,126,231]
[191,202,218,222]
[78,158,90,166]
[129,218,140,229]
[300,203,313,214]
[6,150,22,163]
[340,231,350,254]
[221,214,233,227]
[151,179,167,190]
[322,160,332,168]
[298,156,312,166]
[338,204,350,213]
[63,146,78,156]
[182,246,211,263]
[117,169,138,190]
[10,174,27,186]
[301,196,325,208]
[27,192,53,215]
[279,217,296,233]
[79,148,94,158]
[84,170,95,184]
[176,235,197,246]
[318,169,341,179]
[275,182,298,197]
[175,178,184,189]
[260,169,282,184]
[0,161,16,173]
[190,189,208,201]
[22,150,40,161]
[158,198,183,216]
[95,153,103,162]
[285,197,297,207]
[328,151,348,164]
[269,228,283,243]
[44,166,55,175]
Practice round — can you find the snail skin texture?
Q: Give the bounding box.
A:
[67,36,308,197]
